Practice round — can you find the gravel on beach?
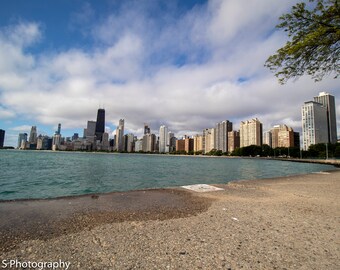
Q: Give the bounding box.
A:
[0,170,339,269]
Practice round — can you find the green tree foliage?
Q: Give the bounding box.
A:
[231,145,263,157]
[265,0,340,84]
[206,149,223,156]
[306,143,340,158]
[334,145,340,157]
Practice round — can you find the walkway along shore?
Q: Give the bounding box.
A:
[0,170,339,269]
[273,157,340,167]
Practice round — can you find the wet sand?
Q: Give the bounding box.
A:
[0,170,339,269]
[0,189,212,253]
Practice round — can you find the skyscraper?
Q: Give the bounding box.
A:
[17,133,28,149]
[313,92,337,143]
[144,124,150,135]
[240,118,263,147]
[86,121,96,139]
[193,134,203,152]
[56,123,61,135]
[263,131,272,147]
[168,132,175,152]
[126,133,135,152]
[203,128,216,153]
[215,120,232,153]
[52,133,62,151]
[302,101,328,150]
[29,126,37,144]
[159,125,168,153]
[142,133,155,152]
[116,119,125,152]
[95,108,105,141]
[101,132,109,150]
[0,129,5,148]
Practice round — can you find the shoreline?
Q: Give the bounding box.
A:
[1,164,338,203]
[3,148,340,165]
[1,170,339,269]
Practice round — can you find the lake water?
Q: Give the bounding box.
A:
[0,150,335,200]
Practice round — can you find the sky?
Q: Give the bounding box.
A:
[0,0,339,147]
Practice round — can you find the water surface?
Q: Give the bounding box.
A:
[0,150,335,200]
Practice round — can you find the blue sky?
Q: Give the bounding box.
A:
[0,0,339,147]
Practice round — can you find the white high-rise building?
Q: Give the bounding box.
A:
[142,133,156,152]
[203,128,215,153]
[159,125,169,153]
[263,131,272,147]
[116,119,125,152]
[52,134,61,151]
[302,101,328,150]
[135,139,143,152]
[240,118,263,147]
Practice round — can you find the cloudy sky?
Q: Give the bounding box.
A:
[0,0,339,147]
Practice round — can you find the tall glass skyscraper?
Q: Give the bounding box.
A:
[313,92,337,144]
[95,108,105,141]
[56,123,61,135]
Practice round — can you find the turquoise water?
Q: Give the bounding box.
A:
[0,150,335,200]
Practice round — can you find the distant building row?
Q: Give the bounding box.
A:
[13,92,337,153]
[16,117,299,154]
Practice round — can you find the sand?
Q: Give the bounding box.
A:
[0,170,339,269]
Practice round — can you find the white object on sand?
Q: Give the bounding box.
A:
[181,184,224,192]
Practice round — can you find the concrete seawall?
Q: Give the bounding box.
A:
[274,157,340,167]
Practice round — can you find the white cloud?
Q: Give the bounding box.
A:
[2,22,41,47]
[10,125,32,132]
[0,107,16,119]
[0,1,339,143]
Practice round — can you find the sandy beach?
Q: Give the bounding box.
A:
[0,170,339,269]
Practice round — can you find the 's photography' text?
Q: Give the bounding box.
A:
[1,259,70,270]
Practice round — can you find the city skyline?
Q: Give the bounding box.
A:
[8,90,336,153]
[1,1,339,147]
[2,90,339,148]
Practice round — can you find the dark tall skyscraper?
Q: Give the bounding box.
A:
[313,92,337,144]
[57,123,61,135]
[95,108,105,141]
[0,129,5,148]
[144,123,150,135]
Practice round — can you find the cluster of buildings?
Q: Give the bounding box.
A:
[3,91,337,154]
[301,92,337,150]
